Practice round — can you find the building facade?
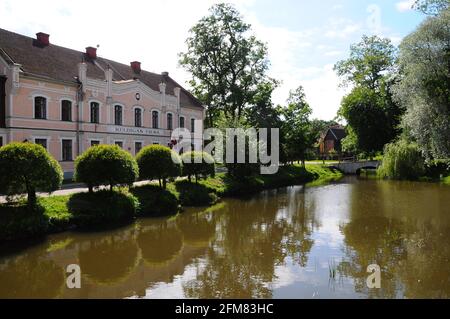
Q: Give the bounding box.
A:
[0,29,204,178]
[318,126,347,158]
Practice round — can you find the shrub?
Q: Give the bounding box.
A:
[0,143,63,206]
[74,145,138,192]
[0,203,49,242]
[181,151,215,183]
[174,180,219,207]
[378,140,425,180]
[131,184,179,216]
[68,190,138,228]
[424,159,450,179]
[136,145,181,188]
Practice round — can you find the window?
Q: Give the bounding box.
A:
[35,138,47,150]
[90,102,100,124]
[0,136,4,147]
[135,142,143,155]
[61,100,72,122]
[115,141,123,148]
[62,140,72,161]
[152,111,159,129]
[114,105,123,126]
[91,140,100,147]
[135,108,142,127]
[191,118,195,132]
[180,116,185,128]
[167,113,173,130]
[34,96,47,119]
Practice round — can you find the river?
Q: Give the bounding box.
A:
[0,177,449,299]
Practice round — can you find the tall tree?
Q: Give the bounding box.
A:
[334,35,397,90]
[335,35,403,155]
[413,0,449,15]
[281,86,312,166]
[393,8,450,159]
[179,3,269,127]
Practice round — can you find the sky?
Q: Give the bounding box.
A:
[0,0,425,120]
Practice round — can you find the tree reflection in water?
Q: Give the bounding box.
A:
[78,232,139,285]
[137,220,183,265]
[340,179,450,298]
[0,254,64,298]
[183,186,317,298]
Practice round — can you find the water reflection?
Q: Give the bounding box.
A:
[0,177,448,298]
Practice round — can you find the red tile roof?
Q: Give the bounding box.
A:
[0,28,203,109]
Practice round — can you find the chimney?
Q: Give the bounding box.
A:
[35,32,50,47]
[85,47,97,59]
[130,61,141,74]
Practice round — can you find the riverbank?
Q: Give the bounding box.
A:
[0,165,342,242]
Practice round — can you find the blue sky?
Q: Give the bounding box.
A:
[0,0,426,120]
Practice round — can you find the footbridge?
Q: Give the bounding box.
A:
[328,160,380,175]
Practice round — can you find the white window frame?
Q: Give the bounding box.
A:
[32,136,50,150]
[113,103,125,126]
[134,140,144,155]
[59,137,75,162]
[88,100,102,124]
[0,133,7,147]
[60,98,75,122]
[88,138,103,147]
[166,112,174,130]
[179,116,186,129]
[113,139,125,149]
[190,117,196,132]
[151,109,160,129]
[133,106,144,128]
[32,94,49,120]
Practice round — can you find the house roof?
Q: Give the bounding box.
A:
[0,28,203,109]
[328,126,346,141]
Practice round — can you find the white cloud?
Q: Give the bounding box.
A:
[0,0,350,120]
[396,0,415,12]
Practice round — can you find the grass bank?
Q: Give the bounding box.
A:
[0,165,342,242]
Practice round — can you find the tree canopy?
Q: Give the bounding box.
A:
[393,7,450,159]
[179,3,270,126]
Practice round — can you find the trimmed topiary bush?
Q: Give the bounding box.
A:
[131,184,179,216]
[74,145,138,192]
[136,145,181,189]
[174,180,219,207]
[68,190,138,228]
[181,151,215,183]
[0,142,63,206]
[0,203,49,242]
[378,140,425,180]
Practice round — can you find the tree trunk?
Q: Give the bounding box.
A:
[163,179,167,189]
[158,179,162,188]
[27,185,36,207]
[88,185,93,193]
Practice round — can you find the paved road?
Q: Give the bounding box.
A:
[0,180,153,203]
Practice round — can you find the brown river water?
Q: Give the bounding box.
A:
[0,176,449,299]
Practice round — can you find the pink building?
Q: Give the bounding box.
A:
[0,28,204,178]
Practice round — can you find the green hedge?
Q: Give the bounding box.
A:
[131,185,179,216]
[174,180,219,207]
[0,203,49,242]
[68,190,138,228]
